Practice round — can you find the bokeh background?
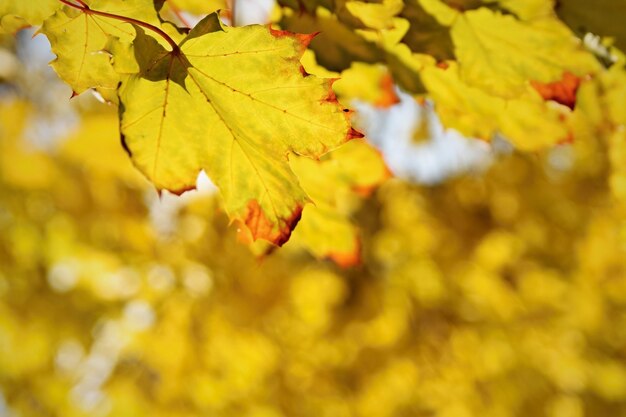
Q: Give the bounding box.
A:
[2,2,626,417]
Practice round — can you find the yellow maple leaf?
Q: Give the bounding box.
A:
[421,62,572,149]
[119,15,357,245]
[41,0,179,102]
[451,8,600,98]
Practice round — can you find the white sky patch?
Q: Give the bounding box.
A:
[123,300,156,331]
[98,268,142,300]
[147,170,218,237]
[183,263,214,297]
[0,391,10,416]
[147,264,176,293]
[47,260,80,293]
[55,339,86,374]
[354,89,494,185]
[13,29,79,151]
[235,0,275,25]
[178,0,275,27]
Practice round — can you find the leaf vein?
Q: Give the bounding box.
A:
[152,56,175,183]
[190,66,337,133]
[186,69,282,223]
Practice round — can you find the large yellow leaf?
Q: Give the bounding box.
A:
[451,8,600,98]
[40,0,163,101]
[119,15,356,245]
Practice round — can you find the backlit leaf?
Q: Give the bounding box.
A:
[421,61,573,149]
[451,8,600,98]
[40,0,162,101]
[119,15,356,245]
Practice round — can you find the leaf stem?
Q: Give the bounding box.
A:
[231,0,237,26]
[58,0,180,52]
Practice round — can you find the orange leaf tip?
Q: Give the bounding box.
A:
[327,237,361,268]
[268,26,318,53]
[242,200,304,246]
[531,71,582,110]
[346,128,365,140]
[375,73,400,108]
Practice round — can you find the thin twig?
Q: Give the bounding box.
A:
[231,0,237,26]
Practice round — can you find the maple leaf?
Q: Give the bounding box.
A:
[396,1,607,149]
[421,61,573,149]
[40,0,174,102]
[118,14,357,245]
[450,7,600,99]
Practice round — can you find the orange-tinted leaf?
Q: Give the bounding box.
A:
[531,71,582,109]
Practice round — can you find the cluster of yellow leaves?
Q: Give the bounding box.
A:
[279,0,623,151]
[2,0,359,246]
[3,0,625,248]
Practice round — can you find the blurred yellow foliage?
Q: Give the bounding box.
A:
[2,90,626,416]
[2,12,626,415]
